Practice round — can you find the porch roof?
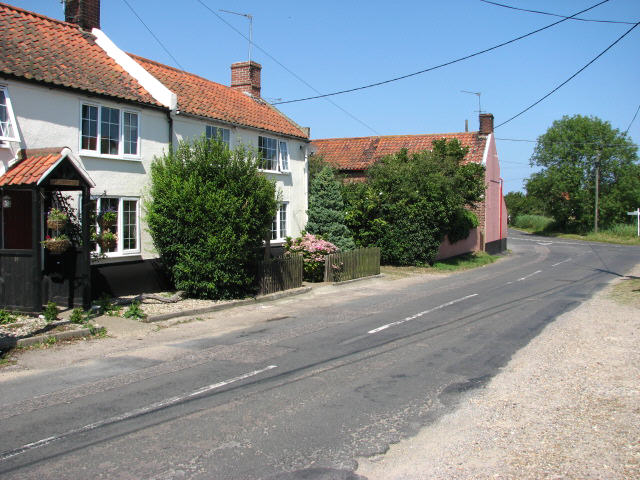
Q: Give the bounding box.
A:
[0,147,95,188]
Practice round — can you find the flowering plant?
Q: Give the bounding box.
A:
[46,207,68,230]
[98,208,117,229]
[284,233,339,282]
[42,234,71,254]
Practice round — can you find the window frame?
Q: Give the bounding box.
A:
[271,202,288,242]
[90,196,140,257]
[258,136,290,173]
[0,85,20,143]
[205,125,231,147]
[79,102,141,160]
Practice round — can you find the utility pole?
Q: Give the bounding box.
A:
[594,150,601,233]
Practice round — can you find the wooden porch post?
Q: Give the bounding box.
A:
[32,188,42,312]
[81,186,92,309]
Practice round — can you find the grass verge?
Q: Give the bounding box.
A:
[381,252,499,278]
[608,277,640,309]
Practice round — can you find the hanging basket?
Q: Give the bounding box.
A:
[47,217,67,230]
[98,233,117,250]
[43,237,71,254]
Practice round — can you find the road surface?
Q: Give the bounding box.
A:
[1,230,638,479]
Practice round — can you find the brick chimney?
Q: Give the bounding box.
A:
[231,61,262,98]
[479,113,494,135]
[65,0,100,31]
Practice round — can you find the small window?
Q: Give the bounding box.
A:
[205,126,230,147]
[81,103,140,158]
[279,141,289,171]
[92,197,139,256]
[258,136,278,171]
[0,86,20,142]
[271,203,288,241]
[123,112,139,155]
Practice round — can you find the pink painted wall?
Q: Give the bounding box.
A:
[436,228,481,260]
[483,134,507,245]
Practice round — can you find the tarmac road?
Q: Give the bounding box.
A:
[1,229,638,479]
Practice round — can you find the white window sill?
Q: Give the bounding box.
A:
[91,253,142,265]
[80,151,142,162]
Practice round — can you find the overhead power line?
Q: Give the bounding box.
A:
[271,0,610,105]
[625,104,640,135]
[195,0,380,135]
[479,0,636,25]
[121,0,184,70]
[495,21,640,129]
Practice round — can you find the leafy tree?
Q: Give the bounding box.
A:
[503,191,544,222]
[306,166,355,251]
[343,139,485,265]
[146,137,277,299]
[526,115,640,232]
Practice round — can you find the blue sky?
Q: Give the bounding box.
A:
[14,0,640,193]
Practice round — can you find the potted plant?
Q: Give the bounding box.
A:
[97,231,117,250]
[98,208,117,230]
[42,234,71,254]
[46,208,68,230]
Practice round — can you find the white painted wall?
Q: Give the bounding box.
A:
[0,78,168,260]
[174,114,309,243]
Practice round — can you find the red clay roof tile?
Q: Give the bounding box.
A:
[130,54,309,139]
[311,132,487,171]
[0,3,160,107]
[0,147,63,186]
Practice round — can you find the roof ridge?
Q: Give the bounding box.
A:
[129,53,228,89]
[0,2,84,32]
[313,131,479,141]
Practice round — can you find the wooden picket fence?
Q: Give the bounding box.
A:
[323,247,380,283]
[255,254,303,295]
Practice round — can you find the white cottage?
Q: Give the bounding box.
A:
[0,0,309,310]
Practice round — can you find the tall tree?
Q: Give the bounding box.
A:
[526,115,639,232]
[306,166,355,251]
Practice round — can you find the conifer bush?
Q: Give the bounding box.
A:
[306,166,355,251]
[146,137,277,299]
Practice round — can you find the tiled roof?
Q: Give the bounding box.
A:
[312,132,487,171]
[0,147,95,187]
[0,3,160,107]
[0,148,63,186]
[131,54,309,139]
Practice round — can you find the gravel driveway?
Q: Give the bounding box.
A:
[357,265,640,479]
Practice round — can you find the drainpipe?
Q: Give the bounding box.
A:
[167,109,174,152]
[499,177,503,243]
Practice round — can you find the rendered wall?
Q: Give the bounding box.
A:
[173,115,308,244]
[0,78,168,260]
[483,134,507,249]
[435,228,481,261]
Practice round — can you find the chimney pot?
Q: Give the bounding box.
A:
[479,113,494,135]
[65,0,100,31]
[231,61,262,98]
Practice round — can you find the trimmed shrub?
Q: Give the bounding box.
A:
[146,137,277,299]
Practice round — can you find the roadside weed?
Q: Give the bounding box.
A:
[96,294,121,316]
[0,309,18,325]
[43,302,58,323]
[124,301,146,320]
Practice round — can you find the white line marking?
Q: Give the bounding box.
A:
[552,258,571,267]
[516,270,542,282]
[0,365,277,462]
[368,294,478,334]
